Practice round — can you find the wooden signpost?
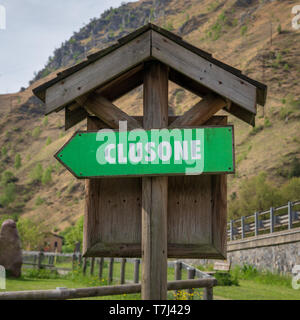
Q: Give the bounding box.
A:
[33,24,267,300]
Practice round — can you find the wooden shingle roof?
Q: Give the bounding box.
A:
[33,23,267,125]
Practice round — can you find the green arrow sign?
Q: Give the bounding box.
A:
[55,126,234,178]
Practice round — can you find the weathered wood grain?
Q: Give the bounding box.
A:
[78,94,142,130]
[168,94,227,128]
[142,61,168,300]
[65,65,144,130]
[169,68,255,126]
[152,30,257,113]
[45,31,151,114]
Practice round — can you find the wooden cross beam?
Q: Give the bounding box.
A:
[65,65,144,130]
[169,94,227,128]
[76,94,142,130]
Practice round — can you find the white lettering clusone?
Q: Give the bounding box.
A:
[101,140,201,165]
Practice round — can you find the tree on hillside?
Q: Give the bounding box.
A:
[17,218,47,250]
[60,216,83,253]
[228,172,283,219]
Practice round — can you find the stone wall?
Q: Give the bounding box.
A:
[227,242,300,274]
[184,227,300,274]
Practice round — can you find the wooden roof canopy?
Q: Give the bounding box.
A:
[33,23,267,128]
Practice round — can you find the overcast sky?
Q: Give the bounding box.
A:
[0,0,136,94]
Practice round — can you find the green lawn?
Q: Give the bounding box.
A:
[1,263,299,300]
[214,280,300,300]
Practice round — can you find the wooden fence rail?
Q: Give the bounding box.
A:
[227,200,300,240]
[0,278,217,300]
[21,252,214,300]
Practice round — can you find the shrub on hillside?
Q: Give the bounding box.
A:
[42,166,52,185]
[32,126,41,139]
[0,183,16,207]
[14,154,22,170]
[60,216,84,253]
[1,146,7,157]
[30,163,43,182]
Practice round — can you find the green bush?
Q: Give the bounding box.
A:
[288,158,300,178]
[35,196,45,206]
[241,25,247,36]
[17,218,47,250]
[45,137,52,146]
[228,172,283,219]
[30,163,43,182]
[14,154,22,169]
[42,116,48,126]
[60,216,84,253]
[277,24,282,34]
[24,269,60,279]
[214,272,239,286]
[264,118,272,128]
[279,107,292,120]
[42,166,52,185]
[0,183,16,207]
[1,146,7,157]
[1,171,15,185]
[32,126,41,139]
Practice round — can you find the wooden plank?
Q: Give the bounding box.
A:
[152,30,257,113]
[0,278,217,300]
[83,116,142,257]
[45,31,151,114]
[65,106,88,130]
[65,65,144,130]
[213,261,230,272]
[120,258,126,284]
[87,115,227,128]
[169,68,255,126]
[134,259,140,284]
[78,94,142,130]
[108,258,114,284]
[224,104,255,127]
[168,94,227,128]
[142,61,168,300]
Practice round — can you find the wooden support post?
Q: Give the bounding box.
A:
[98,258,104,280]
[241,216,245,239]
[288,201,293,230]
[108,258,114,285]
[174,261,182,299]
[142,61,168,300]
[270,207,274,233]
[254,212,259,237]
[230,220,234,241]
[120,258,126,285]
[78,254,82,267]
[203,286,213,300]
[37,252,43,271]
[90,258,95,276]
[134,259,140,284]
[174,261,182,281]
[187,268,195,300]
[83,258,88,275]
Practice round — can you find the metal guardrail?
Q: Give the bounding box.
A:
[227,200,300,241]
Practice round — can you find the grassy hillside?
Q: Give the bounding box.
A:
[0,0,299,235]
